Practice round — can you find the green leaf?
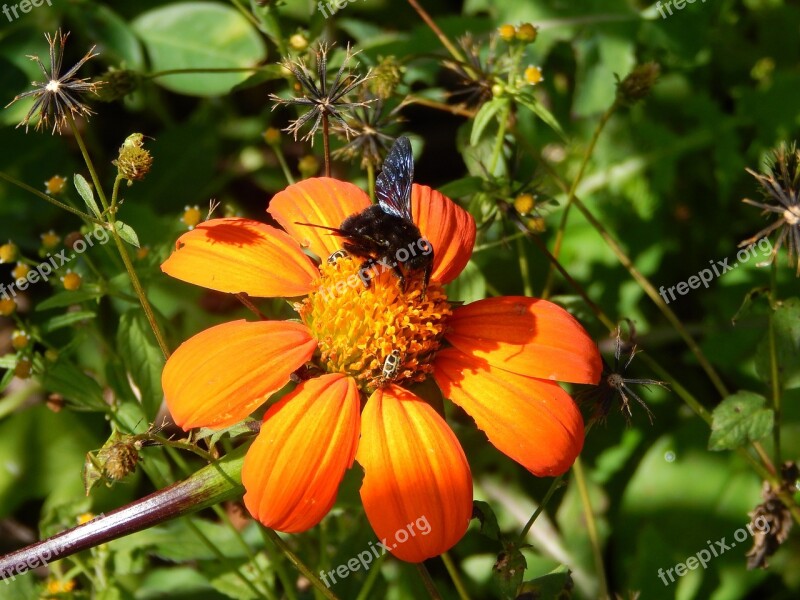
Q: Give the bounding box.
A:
[493,542,527,599]
[445,260,486,305]
[74,173,102,218]
[708,391,774,451]
[41,361,108,412]
[470,97,509,146]
[41,310,96,333]
[517,566,573,598]
[515,91,567,141]
[472,500,501,541]
[755,297,800,390]
[115,220,140,248]
[132,2,267,97]
[36,285,105,311]
[437,176,484,198]
[117,310,166,418]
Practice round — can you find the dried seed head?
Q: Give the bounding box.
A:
[616,62,660,106]
[114,133,153,182]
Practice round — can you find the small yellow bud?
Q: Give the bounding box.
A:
[298,155,319,179]
[136,246,150,260]
[40,230,61,250]
[44,175,68,195]
[12,263,30,280]
[14,358,32,379]
[513,193,536,215]
[524,65,544,86]
[182,205,203,230]
[77,512,96,525]
[289,33,308,51]
[498,24,516,42]
[11,330,30,351]
[62,271,83,291]
[45,349,59,362]
[0,242,18,264]
[0,298,17,316]
[263,127,282,146]
[526,216,546,233]
[46,579,76,594]
[516,23,538,43]
[491,83,504,98]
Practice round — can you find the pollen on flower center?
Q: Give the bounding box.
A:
[46,80,60,93]
[785,205,800,226]
[296,255,451,393]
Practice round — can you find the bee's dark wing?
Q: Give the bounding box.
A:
[375,136,414,221]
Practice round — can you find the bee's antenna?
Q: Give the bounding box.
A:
[294,222,346,236]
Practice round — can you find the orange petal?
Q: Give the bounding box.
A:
[162,320,317,429]
[268,177,371,260]
[357,385,472,562]
[161,218,318,298]
[434,348,584,477]
[446,296,602,384]
[242,374,361,533]
[411,184,476,284]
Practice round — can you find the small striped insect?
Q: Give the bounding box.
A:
[381,349,402,381]
[327,249,349,264]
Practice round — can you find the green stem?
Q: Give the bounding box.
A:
[488,102,511,176]
[543,101,619,297]
[229,0,263,30]
[187,517,271,599]
[258,526,298,600]
[406,0,468,68]
[572,457,609,599]
[415,562,443,600]
[354,553,387,600]
[516,235,533,297]
[273,144,296,185]
[145,67,262,80]
[0,171,101,224]
[322,113,331,177]
[519,474,564,540]
[262,528,340,600]
[68,117,171,359]
[441,552,471,600]
[367,162,376,201]
[768,260,782,465]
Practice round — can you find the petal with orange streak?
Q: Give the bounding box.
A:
[357,385,472,563]
[434,348,584,477]
[446,296,602,384]
[411,184,476,284]
[162,320,316,429]
[161,218,318,298]
[242,374,360,533]
[268,177,371,259]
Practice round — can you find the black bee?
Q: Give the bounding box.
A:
[339,136,433,293]
[304,136,434,295]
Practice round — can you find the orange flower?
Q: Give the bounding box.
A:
[161,178,601,562]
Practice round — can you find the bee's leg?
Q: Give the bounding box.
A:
[420,263,432,300]
[391,263,406,292]
[357,259,375,288]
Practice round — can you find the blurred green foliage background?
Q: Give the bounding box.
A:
[0,0,799,599]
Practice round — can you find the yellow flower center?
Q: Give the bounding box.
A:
[297,255,451,393]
